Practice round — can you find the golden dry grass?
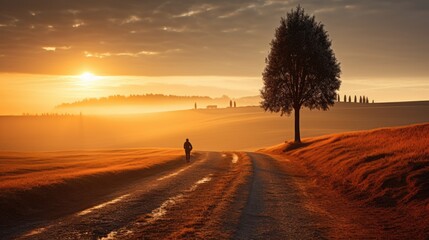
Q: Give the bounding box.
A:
[261,123,429,235]
[262,123,429,208]
[0,148,182,190]
[0,148,188,227]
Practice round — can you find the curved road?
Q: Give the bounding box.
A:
[9,151,418,239]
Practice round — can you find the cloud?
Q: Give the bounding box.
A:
[221,28,240,33]
[162,26,190,33]
[84,50,160,58]
[218,4,257,19]
[313,7,338,14]
[108,15,151,26]
[42,47,56,51]
[174,4,217,17]
[0,16,19,27]
[72,19,85,28]
[42,46,71,51]
[0,0,428,78]
[67,9,81,15]
[29,11,40,16]
[344,5,357,10]
[122,15,141,24]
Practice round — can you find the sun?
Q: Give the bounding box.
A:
[80,72,97,83]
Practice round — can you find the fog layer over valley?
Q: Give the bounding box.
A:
[1,101,428,151]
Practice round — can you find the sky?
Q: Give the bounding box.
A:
[0,0,428,114]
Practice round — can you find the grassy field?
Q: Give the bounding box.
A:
[0,149,183,190]
[0,149,190,227]
[1,101,428,151]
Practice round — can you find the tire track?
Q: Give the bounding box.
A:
[100,174,214,239]
[118,152,252,239]
[234,153,326,239]
[16,152,212,240]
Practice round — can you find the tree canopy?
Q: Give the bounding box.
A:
[261,6,341,142]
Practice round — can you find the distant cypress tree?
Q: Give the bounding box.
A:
[372,100,374,103]
[194,102,197,109]
[234,101,237,107]
[229,100,232,107]
[348,96,351,102]
[354,95,357,103]
[366,97,369,104]
[337,94,340,102]
[344,95,347,102]
[359,96,362,103]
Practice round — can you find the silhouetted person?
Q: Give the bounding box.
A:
[184,138,193,162]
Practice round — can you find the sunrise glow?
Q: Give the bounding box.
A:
[0,1,428,115]
[79,72,97,84]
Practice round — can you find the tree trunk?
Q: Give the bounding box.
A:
[294,107,301,143]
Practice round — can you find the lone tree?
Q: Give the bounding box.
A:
[261,6,341,142]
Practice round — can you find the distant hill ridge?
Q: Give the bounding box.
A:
[56,94,261,108]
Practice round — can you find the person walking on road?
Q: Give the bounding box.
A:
[183,138,193,162]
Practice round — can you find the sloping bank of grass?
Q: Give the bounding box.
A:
[261,123,429,226]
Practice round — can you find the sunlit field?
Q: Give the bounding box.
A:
[0,148,194,230]
[1,101,428,152]
[0,149,183,190]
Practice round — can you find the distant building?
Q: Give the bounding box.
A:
[206,105,217,109]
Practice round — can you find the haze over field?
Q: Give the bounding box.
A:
[54,94,261,114]
[1,101,428,151]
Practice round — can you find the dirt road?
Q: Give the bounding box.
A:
[6,151,423,239]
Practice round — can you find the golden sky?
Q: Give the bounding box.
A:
[0,0,428,114]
